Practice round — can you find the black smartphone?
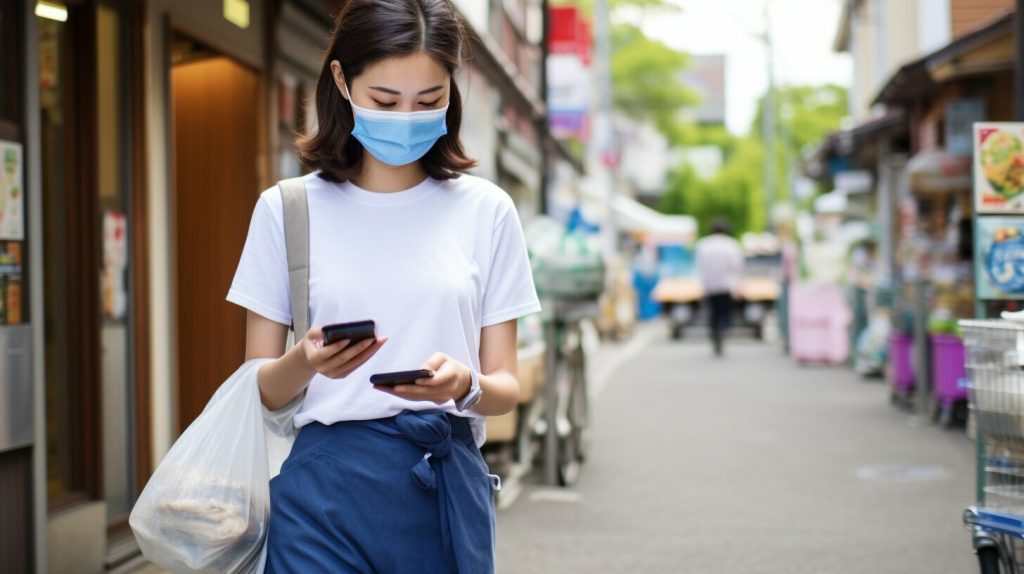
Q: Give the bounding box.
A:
[370,369,434,387]
[322,320,376,346]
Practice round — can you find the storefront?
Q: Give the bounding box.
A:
[872,12,1015,420]
[2,0,273,571]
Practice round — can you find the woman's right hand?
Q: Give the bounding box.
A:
[299,326,387,379]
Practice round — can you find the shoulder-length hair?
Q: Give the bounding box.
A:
[298,0,477,182]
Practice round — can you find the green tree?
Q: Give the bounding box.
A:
[610,24,698,134]
[660,136,765,237]
[660,84,848,235]
[752,84,849,201]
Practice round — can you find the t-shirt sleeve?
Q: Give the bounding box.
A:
[481,203,542,327]
[226,190,292,326]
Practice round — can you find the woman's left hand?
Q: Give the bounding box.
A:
[373,352,471,404]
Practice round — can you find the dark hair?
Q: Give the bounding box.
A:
[298,0,476,182]
[710,218,731,236]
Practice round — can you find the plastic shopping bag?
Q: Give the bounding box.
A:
[130,358,298,573]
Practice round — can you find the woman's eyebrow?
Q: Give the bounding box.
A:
[369,85,445,96]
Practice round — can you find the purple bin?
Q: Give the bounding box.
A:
[931,334,967,406]
[889,333,915,392]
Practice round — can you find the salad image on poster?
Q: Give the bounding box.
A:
[976,123,1024,214]
[977,217,1024,299]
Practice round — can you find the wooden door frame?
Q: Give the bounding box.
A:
[48,0,103,511]
[166,19,270,434]
[126,0,151,502]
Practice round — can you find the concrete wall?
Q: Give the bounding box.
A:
[847,0,926,122]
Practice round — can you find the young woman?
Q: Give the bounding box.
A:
[226,1,540,571]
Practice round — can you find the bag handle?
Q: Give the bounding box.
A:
[279,177,310,343]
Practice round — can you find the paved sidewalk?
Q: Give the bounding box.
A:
[495,329,977,573]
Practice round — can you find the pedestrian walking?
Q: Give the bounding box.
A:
[226,1,540,571]
[695,219,744,356]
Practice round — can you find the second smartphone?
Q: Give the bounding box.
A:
[322,320,376,346]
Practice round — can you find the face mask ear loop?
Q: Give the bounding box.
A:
[342,81,358,124]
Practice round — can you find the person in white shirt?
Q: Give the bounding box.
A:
[695,219,745,356]
[227,2,540,571]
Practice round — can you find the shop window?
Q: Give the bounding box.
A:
[40,1,136,512]
[39,7,91,505]
[96,2,135,520]
[0,2,26,327]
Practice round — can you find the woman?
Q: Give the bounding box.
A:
[226,1,540,571]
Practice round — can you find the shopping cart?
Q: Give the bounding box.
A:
[961,320,1024,573]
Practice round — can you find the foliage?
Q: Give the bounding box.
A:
[752,84,848,156]
[659,136,765,236]
[609,24,698,134]
[660,85,848,235]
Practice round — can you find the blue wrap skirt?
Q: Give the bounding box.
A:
[264,410,496,573]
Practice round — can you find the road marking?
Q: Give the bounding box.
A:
[856,464,948,482]
[529,488,583,504]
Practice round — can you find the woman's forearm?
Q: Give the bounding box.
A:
[473,370,520,416]
[258,343,317,410]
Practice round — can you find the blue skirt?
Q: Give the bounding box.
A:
[265,410,496,573]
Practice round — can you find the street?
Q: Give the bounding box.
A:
[495,324,977,573]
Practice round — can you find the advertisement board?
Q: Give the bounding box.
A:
[975,216,1024,300]
[975,122,1024,214]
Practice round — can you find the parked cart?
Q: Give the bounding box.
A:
[961,319,1024,573]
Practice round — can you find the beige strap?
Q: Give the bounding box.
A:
[279,177,310,341]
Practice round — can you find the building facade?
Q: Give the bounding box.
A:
[0,1,580,572]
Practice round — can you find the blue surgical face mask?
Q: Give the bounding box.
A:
[344,84,449,166]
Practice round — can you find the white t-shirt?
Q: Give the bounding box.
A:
[695,234,744,295]
[227,172,541,445]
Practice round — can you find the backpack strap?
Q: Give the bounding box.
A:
[279,177,310,343]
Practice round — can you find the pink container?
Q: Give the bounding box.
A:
[931,334,967,405]
[889,333,915,392]
[788,283,851,364]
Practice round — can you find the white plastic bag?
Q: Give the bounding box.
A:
[130,359,300,573]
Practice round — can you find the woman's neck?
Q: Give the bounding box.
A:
[350,153,428,193]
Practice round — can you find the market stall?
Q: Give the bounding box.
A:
[892,146,974,421]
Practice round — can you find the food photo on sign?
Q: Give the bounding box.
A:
[975,217,1024,300]
[975,122,1024,214]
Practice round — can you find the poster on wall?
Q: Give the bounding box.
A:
[102,211,128,319]
[975,122,1024,214]
[0,141,24,240]
[976,216,1024,300]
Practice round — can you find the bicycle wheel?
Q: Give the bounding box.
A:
[554,352,580,486]
[568,344,590,464]
[977,546,1002,574]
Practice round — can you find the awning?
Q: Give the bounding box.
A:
[612,195,697,243]
[814,191,848,214]
[807,111,906,178]
[907,147,972,193]
[874,11,1014,105]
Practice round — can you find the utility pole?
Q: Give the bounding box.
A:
[762,0,777,229]
[539,0,551,215]
[593,0,618,255]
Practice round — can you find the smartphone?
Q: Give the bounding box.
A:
[370,369,434,387]
[322,320,376,346]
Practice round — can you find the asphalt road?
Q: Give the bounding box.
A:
[495,326,977,574]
